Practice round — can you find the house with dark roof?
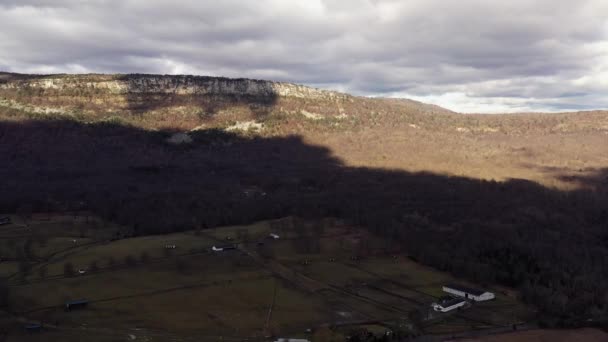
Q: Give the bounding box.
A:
[24,323,43,332]
[443,284,495,301]
[65,299,89,311]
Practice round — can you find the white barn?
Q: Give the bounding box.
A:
[443,284,495,301]
[432,297,466,313]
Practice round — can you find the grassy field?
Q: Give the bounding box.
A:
[0,214,533,341]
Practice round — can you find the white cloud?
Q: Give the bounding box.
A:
[403,92,540,114]
[0,0,606,113]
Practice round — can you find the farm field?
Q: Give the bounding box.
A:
[0,213,533,341]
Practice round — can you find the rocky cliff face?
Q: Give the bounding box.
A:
[0,73,350,100]
[0,73,370,130]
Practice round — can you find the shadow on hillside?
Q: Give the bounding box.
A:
[551,168,608,189]
[117,74,279,119]
[0,118,607,324]
[519,162,608,190]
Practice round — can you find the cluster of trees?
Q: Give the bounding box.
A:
[1,118,607,326]
[349,182,608,326]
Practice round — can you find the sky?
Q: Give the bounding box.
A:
[0,0,607,113]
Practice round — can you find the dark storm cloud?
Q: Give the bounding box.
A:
[0,0,606,112]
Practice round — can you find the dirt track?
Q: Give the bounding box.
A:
[457,328,608,342]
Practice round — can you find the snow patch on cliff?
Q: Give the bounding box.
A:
[225,121,263,132]
[301,110,323,120]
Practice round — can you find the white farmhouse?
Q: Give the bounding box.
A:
[443,284,495,301]
[431,297,467,313]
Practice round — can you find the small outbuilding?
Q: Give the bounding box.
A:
[65,299,89,311]
[269,233,280,240]
[212,245,236,252]
[443,284,495,301]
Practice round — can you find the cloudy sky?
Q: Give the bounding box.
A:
[0,0,607,113]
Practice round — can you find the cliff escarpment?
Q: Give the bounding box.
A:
[0,73,351,98]
[0,72,451,130]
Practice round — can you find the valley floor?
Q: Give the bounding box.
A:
[0,213,532,341]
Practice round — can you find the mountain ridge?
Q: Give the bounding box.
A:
[1,72,607,190]
[0,72,353,101]
[0,72,456,131]
[2,71,607,116]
